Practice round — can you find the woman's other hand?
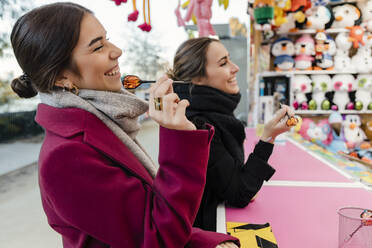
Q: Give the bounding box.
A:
[148,75,196,131]
[216,241,239,248]
[261,104,294,143]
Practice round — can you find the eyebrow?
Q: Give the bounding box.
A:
[88,36,103,47]
[217,54,229,63]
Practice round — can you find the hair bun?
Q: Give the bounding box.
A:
[11,74,38,98]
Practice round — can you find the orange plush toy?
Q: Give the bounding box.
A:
[290,0,312,29]
[347,25,365,49]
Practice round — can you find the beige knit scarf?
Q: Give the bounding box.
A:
[39,88,157,178]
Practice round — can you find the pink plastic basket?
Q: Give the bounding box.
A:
[338,207,372,248]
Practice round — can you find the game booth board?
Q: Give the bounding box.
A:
[217,128,372,247]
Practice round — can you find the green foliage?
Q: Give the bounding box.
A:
[0,78,16,105]
[0,0,32,57]
[0,110,43,142]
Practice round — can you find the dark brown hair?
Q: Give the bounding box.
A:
[167,37,219,82]
[10,2,92,98]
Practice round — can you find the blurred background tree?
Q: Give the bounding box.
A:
[0,0,33,111]
[0,0,31,57]
[121,24,169,85]
[0,77,15,105]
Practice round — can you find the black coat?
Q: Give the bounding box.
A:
[174,83,276,231]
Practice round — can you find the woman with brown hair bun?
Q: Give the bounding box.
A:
[171,37,293,231]
[10,3,239,247]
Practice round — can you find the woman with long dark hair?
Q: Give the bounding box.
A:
[171,37,293,231]
[10,3,239,247]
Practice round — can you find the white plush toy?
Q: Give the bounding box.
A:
[355,74,372,111]
[359,0,372,32]
[306,5,334,30]
[292,75,312,110]
[331,3,362,28]
[309,74,332,110]
[294,34,315,70]
[334,32,353,71]
[351,35,372,73]
[331,74,355,110]
[343,114,367,148]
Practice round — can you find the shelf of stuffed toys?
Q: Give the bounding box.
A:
[250,0,372,115]
[251,0,372,170]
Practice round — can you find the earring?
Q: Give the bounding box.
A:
[70,84,79,95]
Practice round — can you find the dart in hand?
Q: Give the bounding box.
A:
[279,103,298,127]
[122,75,187,89]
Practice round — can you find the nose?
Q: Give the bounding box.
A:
[301,84,307,91]
[231,62,239,73]
[109,43,122,60]
[350,123,356,129]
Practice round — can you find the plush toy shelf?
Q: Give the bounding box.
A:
[261,70,357,77]
[277,28,349,36]
[295,110,372,115]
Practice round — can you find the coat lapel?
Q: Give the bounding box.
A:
[36,104,153,185]
[83,117,153,184]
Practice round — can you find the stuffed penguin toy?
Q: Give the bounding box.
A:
[331,3,362,28]
[271,37,295,71]
[306,5,334,30]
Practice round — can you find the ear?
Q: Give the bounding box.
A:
[54,79,66,88]
[191,76,205,85]
[55,69,77,89]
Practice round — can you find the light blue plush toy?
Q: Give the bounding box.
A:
[327,111,348,153]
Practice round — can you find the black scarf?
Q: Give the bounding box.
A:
[174,83,246,165]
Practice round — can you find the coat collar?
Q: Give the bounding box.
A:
[36,103,153,184]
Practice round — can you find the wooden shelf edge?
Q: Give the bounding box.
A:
[295,110,372,115]
[276,28,349,36]
[260,71,358,77]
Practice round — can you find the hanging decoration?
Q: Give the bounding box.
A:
[111,0,127,6]
[137,0,152,32]
[111,0,151,32]
[175,0,186,27]
[218,0,229,10]
[128,0,139,21]
[175,0,229,37]
[186,0,215,37]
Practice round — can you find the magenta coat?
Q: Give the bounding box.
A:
[35,104,239,248]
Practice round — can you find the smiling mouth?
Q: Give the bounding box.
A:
[228,77,237,83]
[104,66,120,76]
